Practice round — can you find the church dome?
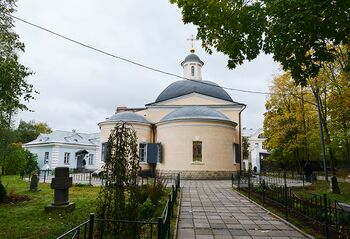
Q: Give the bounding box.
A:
[105,111,149,124]
[181,53,204,66]
[155,80,233,103]
[160,106,231,123]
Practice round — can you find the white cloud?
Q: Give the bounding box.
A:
[14,0,280,133]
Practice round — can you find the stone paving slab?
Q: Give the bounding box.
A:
[177,180,310,239]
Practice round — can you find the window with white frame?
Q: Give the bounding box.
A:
[88,154,94,165]
[44,152,49,164]
[139,143,147,162]
[193,141,202,162]
[64,152,70,164]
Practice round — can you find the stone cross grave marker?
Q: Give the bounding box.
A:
[45,167,75,212]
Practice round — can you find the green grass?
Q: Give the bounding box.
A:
[294,180,350,203]
[0,175,100,239]
[0,175,178,239]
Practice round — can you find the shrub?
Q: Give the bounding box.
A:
[139,198,156,220]
[148,174,167,205]
[136,185,148,204]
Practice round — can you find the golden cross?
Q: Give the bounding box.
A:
[187,34,198,49]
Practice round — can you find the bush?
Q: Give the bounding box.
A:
[22,150,39,175]
[148,175,167,204]
[139,198,156,220]
[136,185,149,204]
[2,144,38,175]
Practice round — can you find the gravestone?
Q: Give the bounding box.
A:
[331,176,341,194]
[29,174,40,192]
[45,167,75,212]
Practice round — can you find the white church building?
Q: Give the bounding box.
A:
[243,128,270,172]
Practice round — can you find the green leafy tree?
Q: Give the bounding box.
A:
[242,136,249,159]
[170,0,350,85]
[15,120,52,143]
[21,149,39,176]
[264,73,320,170]
[2,143,26,175]
[96,123,141,238]
[0,0,35,173]
[0,143,38,175]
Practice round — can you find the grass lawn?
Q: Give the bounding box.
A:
[0,175,179,239]
[295,180,350,204]
[0,175,100,239]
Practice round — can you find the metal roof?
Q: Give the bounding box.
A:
[155,80,233,103]
[160,106,231,122]
[106,111,149,124]
[181,53,204,66]
[24,131,100,146]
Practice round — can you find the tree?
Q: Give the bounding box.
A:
[1,144,38,175]
[15,120,52,144]
[264,73,320,170]
[242,136,249,159]
[96,123,141,238]
[0,0,35,173]
[170,0,350,85]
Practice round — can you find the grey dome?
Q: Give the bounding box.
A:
[106,112,149,124]
[181,53,204,66]
[160,106,230,122]
[155,80,233,103]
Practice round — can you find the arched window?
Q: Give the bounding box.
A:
[191,66,195,76]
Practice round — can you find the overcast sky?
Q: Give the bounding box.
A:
[14,0,281,133]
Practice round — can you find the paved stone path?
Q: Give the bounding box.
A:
[177,180,310,239]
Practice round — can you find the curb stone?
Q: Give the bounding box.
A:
[173,187,182,239]
[233,187,315,239]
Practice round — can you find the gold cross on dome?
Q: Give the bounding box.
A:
[187,34,198,49]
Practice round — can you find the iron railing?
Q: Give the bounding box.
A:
[56,173,180,239]
[25,170,177,186]
[232,172,350,239]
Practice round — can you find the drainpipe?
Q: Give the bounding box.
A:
[151,124,156,177]
[239,104,247,176]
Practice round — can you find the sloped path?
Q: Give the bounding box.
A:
[177,180,310,239]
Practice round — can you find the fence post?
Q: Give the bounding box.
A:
[168,194,172,239]
[262,179,265,206]
[88,213,94,239]
[248,172,251,198]
[259,172,262,185]
[89,171,92,185]
[284,171,288,220]
[302,173,305,187]
[171,186,175,216]
[157,217,163,239]
[323,194,329,239]
[43,170,47,183]
[231,173,233,188]
[238,173,240,190]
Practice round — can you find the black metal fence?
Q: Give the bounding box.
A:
[232,172,350,239]
[26,170,177,186]
[56,173,180,239]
